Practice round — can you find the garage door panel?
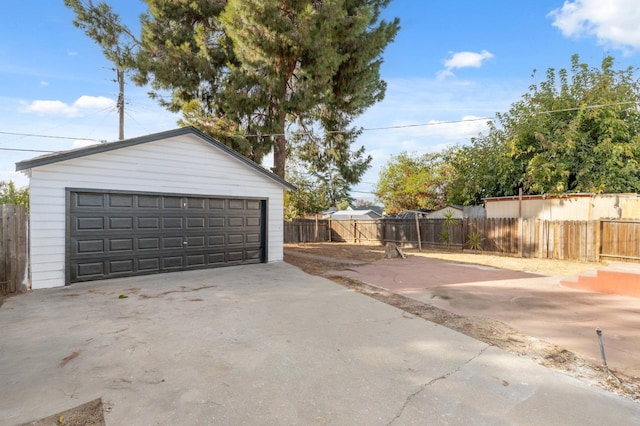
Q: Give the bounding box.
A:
[228,234,244,244]
[110,259,134,273]
[163,197,182,208]
[76,262,104,278]
[228,199,244,209]
[109,238,133,252]
[247,200,261,210]
[76,217,104,231]
[209,217,224,227]
[109,194,134,208]
[209,199,224,209]
[187,198,205,209]
[138,258,160,271]
[163,217,183,228]
[246,249,263,261]
[208,253,225,264]
[186,236,206,247]
[138,195,160,208]
[109,217,133,230]
[138,217,160,229]
[227,251,244,261]
[228,217,244,227]
[76,193,104,208]
[162,237,184,249]
[186,254,206,267]
[208,235,225,246]
[69,191,266,283]
[246,217,261,227]
[246,233,261,244]
[76,239,104,254]
[187,217,206,228]
[163,256,184,269]
[138,237,160,250]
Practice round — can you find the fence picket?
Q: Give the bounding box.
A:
[1,204,27,295]
[283,217,634,263]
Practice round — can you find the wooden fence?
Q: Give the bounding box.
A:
[600,220,640,261]
[284,218,330,243]
[283,217,634,263]
[1,204,28,295]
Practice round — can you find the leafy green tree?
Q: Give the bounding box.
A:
[446,54,640,202]
[0,181,29,209]
[498,55,640,195]
[375,152,452,214]
[446,128,516,205]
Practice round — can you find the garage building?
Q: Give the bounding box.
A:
[16,127,294,289]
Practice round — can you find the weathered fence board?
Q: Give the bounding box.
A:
[284,217,607,262]
[601,220,640,261]
[284,218,329,243]
[1,204,28,295]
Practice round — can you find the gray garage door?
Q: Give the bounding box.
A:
[67,190,266,283]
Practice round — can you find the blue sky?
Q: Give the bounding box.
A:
[2,1,640,201]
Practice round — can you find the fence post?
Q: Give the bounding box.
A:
[351,218,356,243]
[415,213,422,252]
[314,215,318,242]
[595,219,602,262]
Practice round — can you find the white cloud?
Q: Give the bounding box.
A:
[549,0,640,53]
[67,50,78,56]
[436,69,455,81]
[39,81,49,87]
[22,100,79,117]
[438,50,494,79]
[444,50,494,69]
[74,95,115,110]
[20,96,116,118]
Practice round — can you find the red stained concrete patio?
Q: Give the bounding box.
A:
[331,255,640,378]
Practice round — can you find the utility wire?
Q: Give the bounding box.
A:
[0,131,104,142]
[1,100,638,147]
[0,147,54,153]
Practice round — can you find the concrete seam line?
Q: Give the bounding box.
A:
[386,345,490,425]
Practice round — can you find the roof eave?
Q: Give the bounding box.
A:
[15,126,296,191]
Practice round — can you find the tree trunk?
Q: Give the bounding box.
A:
[271,58,297,179]
[273,132,286,179]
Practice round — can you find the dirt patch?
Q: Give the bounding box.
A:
[284,243,639,400]
[21,399,105,426]
[285,242,598,276]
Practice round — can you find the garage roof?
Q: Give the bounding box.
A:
[15,126,295,190]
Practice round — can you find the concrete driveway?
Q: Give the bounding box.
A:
[1,263,638,425]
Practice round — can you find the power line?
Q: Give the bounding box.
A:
[236,100,640,138]
[0,147,54,153]
[1,100,637,149]
[0,131,105,142]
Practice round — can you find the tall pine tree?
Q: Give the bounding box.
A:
[67,0,399,183]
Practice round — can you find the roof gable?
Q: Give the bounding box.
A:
[15,126,295,190]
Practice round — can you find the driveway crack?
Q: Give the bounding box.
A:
[387,345,490,425]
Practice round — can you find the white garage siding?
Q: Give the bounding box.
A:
[22,130,290,289]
